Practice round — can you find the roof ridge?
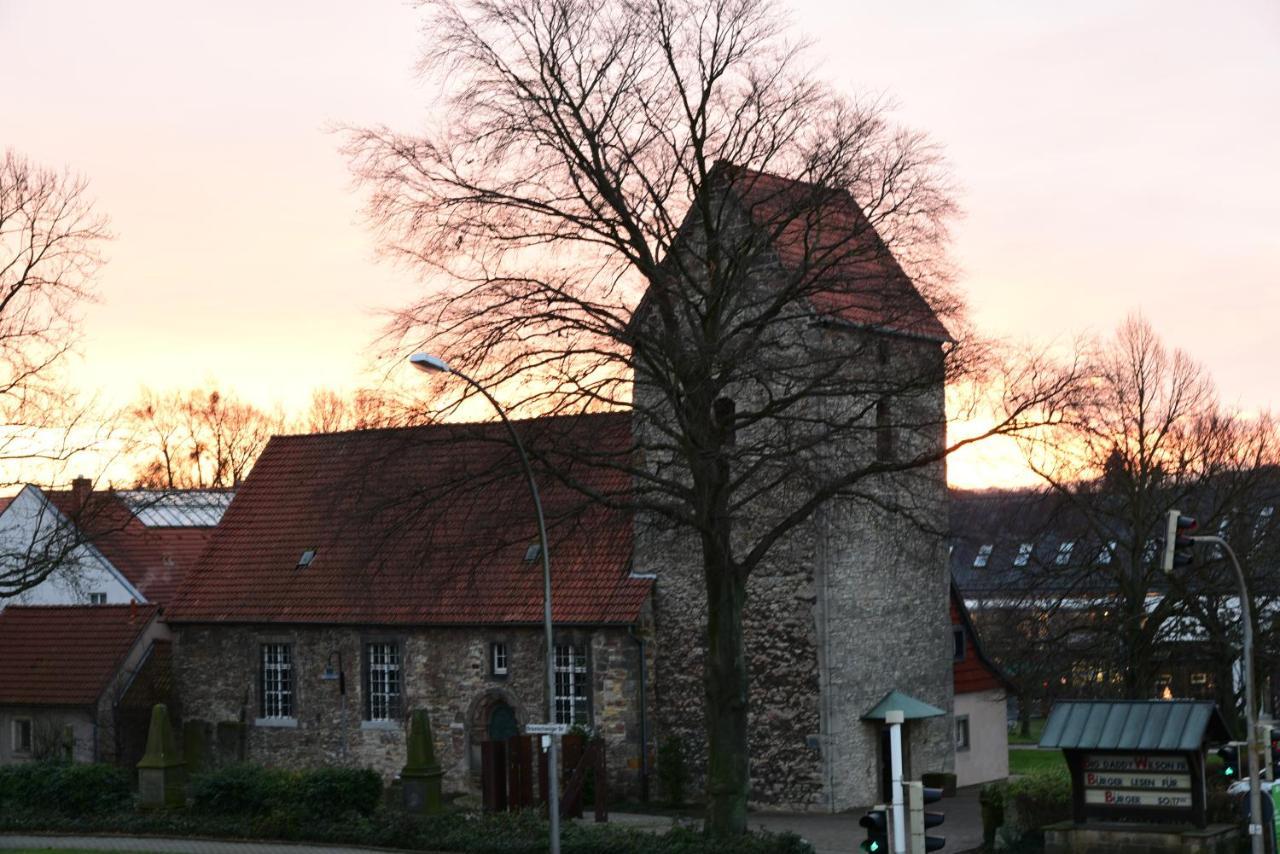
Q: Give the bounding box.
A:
[269,409,631,442]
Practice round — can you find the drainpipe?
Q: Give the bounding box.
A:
[629,625,650,803]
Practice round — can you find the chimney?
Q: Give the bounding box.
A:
[71,476,92,511]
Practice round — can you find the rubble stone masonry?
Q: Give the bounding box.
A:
[172,623,646,797]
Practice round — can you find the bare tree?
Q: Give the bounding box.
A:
[1004,315,1280,721]
[123,386,284,488]
[346,0,1075,833]
[0,149,110,489]
[303,387,400,433]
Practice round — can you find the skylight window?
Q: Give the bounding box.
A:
[297,549,317,569]
[1097,541,1116,565]
[1255,506,1275,540]
[524,543,542,562]
[1013,543,1033,567]
[973,544,993,568]
[1055,541,1074,566]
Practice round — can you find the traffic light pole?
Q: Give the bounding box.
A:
[1195,534,1264,854]
[887,710,907,854]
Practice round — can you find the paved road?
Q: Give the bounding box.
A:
[611,784,985,854]
[0,836,409,854]
[0,788,985,854]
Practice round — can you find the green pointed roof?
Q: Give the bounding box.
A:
[862,690,946,721]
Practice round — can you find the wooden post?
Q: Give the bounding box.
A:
[593,737,608,823]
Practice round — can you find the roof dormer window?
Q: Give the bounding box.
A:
[973,544,993,568]
[1013,543,1033,567]
[297,549,317,569]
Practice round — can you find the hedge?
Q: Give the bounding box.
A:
[980,769,1072,851]
[189,764,381,819]
[0,762,132,815]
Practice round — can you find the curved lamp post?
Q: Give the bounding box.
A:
[409,353,561,854]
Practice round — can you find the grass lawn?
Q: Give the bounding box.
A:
[1006,717,1047,745]
[1008,748,1068,776]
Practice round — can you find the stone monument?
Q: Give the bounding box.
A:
[136,703,186,809]
[402,708,444,814]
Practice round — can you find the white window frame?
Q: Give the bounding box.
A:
[88,592,107,605]
[955,715,970,752]
[554,643,589,726]
[260,643,294,720]
[491,642,509,676]
[973,544,992,568]
[1013,543,1033,567]
[365,642,401,722]
[1097,541,1116,565]
[12,717,33,754]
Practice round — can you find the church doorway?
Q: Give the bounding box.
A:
[488,701,519,742]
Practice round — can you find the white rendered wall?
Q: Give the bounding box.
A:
[0,487,142,608]
[955,688,1009,786]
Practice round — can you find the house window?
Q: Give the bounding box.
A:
[875,398,894,462]
[973,544,992,568]
[88,592,107,605]
[952,627,965,662]
[1013,543,1033,567]
[12,718,32,754]
[491,642,509,677]
[1055,541,1074,566]
[365,642,402,722]
[955,716,970,751]
[1191,672,1210,686]
[554,643,589,726]
[260,644,293,719]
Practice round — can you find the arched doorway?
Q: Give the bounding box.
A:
[488,701,519,742]
[466,689,525,777]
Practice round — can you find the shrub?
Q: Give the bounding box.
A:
[996,769,1071,851]
[657,736,688,807]
[292,767,382,818]
[0,762,131,815]
[190,764,382,820]
[189,763,289,816]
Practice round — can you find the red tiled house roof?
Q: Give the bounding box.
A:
[720,163,949,342]
[951,583,1010,694]
[45,491,214,606]
[0,604,160,705]
[167,412,650,626]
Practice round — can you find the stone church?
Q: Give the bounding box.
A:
[165,165,954,812]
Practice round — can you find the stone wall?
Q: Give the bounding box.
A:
[171,622,647,797]
[634,314,953,811]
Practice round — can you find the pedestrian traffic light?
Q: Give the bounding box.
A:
[859,806,889,853]
[1162,509,1198,573]
[1218,744,1241,778]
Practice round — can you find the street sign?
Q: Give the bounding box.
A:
[526,723,570,735]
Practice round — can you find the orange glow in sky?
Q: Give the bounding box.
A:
[1,0,1276,488]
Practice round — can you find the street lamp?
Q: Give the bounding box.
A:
[409,353,561,854]
[1163,509,1263,854]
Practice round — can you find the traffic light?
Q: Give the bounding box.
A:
[1218,744,1241,778]
[859,806,889,853]
[912,784,946,852]
[1162,509,1198,572]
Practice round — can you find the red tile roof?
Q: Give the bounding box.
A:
[723,164,949,342]
[168,413,651,626]
[0,604,159,706]
[45,491,213,606]
[951,584,1009,694]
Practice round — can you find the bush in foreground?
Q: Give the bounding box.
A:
[0,762,132,815]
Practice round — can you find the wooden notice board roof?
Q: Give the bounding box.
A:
[1039,700,1231,752]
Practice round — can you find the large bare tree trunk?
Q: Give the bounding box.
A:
[704,549,749,835]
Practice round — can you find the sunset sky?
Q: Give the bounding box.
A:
[2,0,1277,488]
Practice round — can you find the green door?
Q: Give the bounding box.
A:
[488,702,519,742]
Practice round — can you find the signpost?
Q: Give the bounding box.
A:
[527,723,570,736]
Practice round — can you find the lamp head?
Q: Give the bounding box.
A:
[409,353,451,374]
